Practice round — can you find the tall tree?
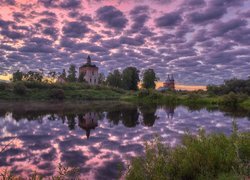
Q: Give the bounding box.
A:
[23,71,43,82]
[61,69,67,79]
[142,69,158,89]
[98,73,105,85]
[67,64,77,82]
[12,70,23,82]
[78,72,86,82]
[106,69,122,88]
[48,71,57,79]
[122,67,140,90]
[47,71,58,83]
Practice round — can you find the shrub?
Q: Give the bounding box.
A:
[221,92,241,107]
[137,89,150,98]
[0,82,7,90]
[23,81,51,89]
[49,89,65,100]
[13,82,27,95]
[187,92,201,101]
[126,131,250,180]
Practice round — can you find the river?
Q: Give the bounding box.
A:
[0,101,249,179]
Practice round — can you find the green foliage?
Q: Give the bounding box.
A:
[78,72,86,82]
[12,70,23,82]
[207,78,250,95]
[60,69,67,79]
[126,131,250,180]
[49,89,65,100]
[23,71,43,82]
[142,69,158,89]
[106,69,123,88]
[0,164,80,179]
[98,72,106,85]
[137,89,150,98]
[13,82,27,95]
[220,92,247,107]
[122,67,140,91]
[67,64,77,82]
[0,82,8,91]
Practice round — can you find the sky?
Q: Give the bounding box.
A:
[0,0,250,86]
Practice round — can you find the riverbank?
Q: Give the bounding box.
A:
[122,90,250,110]
[0,81,126,100]
[1,82,250,110]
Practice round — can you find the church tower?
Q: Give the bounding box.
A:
[79,56,99,85]
[163,74,175,91]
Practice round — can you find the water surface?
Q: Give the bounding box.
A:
[0,101,249,179]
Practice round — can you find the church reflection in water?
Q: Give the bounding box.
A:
[75,106,176,139]
[164,106,175,119]
[78,112,98,139]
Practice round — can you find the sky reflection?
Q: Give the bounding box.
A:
[0,102,249,179]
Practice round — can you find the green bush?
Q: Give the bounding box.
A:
[0,82,7,90]
[126,131,250,180]
[13,82,27,95]
[49,89,65,100]
[137,89,150,98]
[23,81,50,89]
[221,92,243,107]
[187,92,201,101]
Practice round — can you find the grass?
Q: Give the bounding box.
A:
[0,164,80,179]
[125,89,250,111]
[1,81,250,111]
[0,81,126,100]
[240,99,250,110]
[126,128,250,180]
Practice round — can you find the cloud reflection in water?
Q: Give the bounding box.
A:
[0,102,249,178]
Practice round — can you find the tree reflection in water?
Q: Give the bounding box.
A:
[0,101,250,178]
[139,104,158,127]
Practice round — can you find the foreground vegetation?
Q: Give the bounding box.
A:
[2,126,248,179]
[126,128,250,180]
[0,164,80,179]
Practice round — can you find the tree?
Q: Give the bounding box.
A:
[122,67,140,90]
[67,64,77,82]
[98,73,105,85]
[23,71,43,82]
[48,71,57,79]
[78,72,86,82]
[142,69,158,89]
[106,69,122,88]
[47,71,58,83]
[12,70,23,82]
[61,69,67,79]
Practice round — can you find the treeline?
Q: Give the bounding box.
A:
[207,77,250,95]
[11,65,159,91]
[12,65,84,83]
[106,67,157,90]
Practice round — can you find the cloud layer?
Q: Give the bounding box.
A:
[0,0,250,85]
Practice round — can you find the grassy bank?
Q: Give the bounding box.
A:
[126,130,250,180]
[1,82,250,111]
[122,90,250,110]
[0,81,126,100]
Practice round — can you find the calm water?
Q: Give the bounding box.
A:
[0,101,249,179]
